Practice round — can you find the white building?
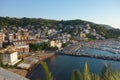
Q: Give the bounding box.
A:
[0,47,20,65]
[56,42,62,49]
[2,51,18,65]
[50,40,62,49]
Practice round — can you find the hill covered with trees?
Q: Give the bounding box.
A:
[0,16,120,39]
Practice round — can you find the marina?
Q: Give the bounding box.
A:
[56,40,120,61]
[27,40,120,80]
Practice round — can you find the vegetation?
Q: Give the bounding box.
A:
[29,42,58,51]
[0,16,120,39]
[40,61,53,80]
[71,63,120,80]
[72,70,81,80]
[71,63,100,80]
[0,61,15,69]
[62,42,69,48]
[40,61,120,80]
[0,17,57,28]
[101,64,120,80]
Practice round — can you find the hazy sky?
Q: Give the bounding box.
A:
[0,0,120,28]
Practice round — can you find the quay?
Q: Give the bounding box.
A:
[17,51,55,70]
[8,51,55,77]
[56,51,120,61]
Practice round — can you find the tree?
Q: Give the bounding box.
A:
[82,63,91,80]
[72,70,81,80]
[40,61,53,80]
[101,64,120,80]
[40,62,120,80]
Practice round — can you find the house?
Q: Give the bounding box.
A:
[6,29,29,42]
[0,46,20,65]
[80,32,86,38]
[12,39,42,55]
[0,32,5,41]
[56,40,62,49]
[50,40,56,47]
[12,39,40,45]
[50,40,62,49]
[15,45,29,55]
[8,33,14,41]
[0,32,5,48]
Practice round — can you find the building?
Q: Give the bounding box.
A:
[8,33,14,41]
[56,41,62,49]
[50,40,56,47]
[50,40,62,49]
[12,41,29,55]
[0,32,5,41]
[80,33,86,38]
[0,46,20,65]
[15,45,29,55]
[12,39,40,45]
[0,32,5,48]
[6,29,29,42]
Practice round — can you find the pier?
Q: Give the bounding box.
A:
[56,51,120,61]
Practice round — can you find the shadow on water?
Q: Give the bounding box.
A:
[26,64,46,80]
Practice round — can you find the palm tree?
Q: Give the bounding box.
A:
[101,64,120,80]
[71,63,120,80]
[72,70,81,80]
[40,61,53,80]
[82,63,91,80]
[71,63,101,80]
[40,61,120,80]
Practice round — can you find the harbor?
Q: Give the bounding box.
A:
[57,52,120,61]
[56,39,120,61]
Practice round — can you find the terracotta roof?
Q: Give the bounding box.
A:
[0,46,16,54]
[13,39,40,42]
[6,50,16,54]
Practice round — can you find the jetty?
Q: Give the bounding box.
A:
[56,49,120,61]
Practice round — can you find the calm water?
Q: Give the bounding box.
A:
[27,49,120,80]
[84,48,120,57]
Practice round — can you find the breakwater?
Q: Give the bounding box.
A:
[56,51,120,61]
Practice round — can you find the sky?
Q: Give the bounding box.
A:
[0,0,120,28]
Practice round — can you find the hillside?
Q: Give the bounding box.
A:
[0,16,120,39]
[99,24,113,29]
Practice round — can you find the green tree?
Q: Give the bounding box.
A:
[40,61,120,80]
[40,61,53,80]
[72,70,81,80]
[101,64,120,80]
[82,63,91,80]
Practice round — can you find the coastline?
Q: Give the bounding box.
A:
[7,51,55,77]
